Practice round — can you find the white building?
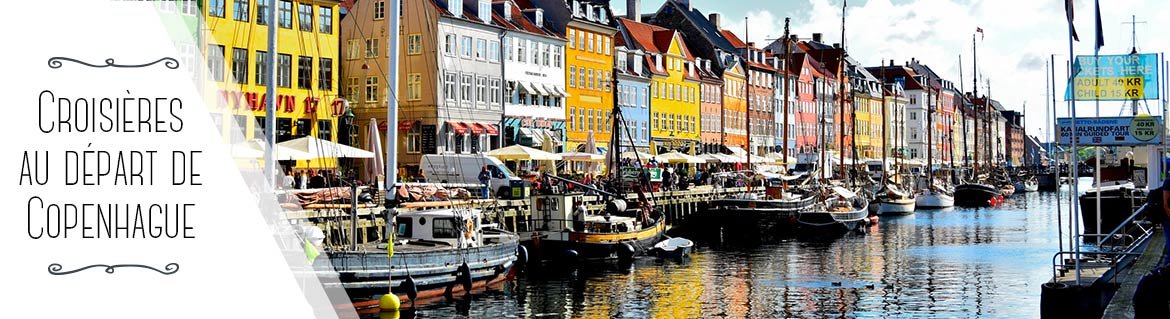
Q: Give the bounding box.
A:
[495,0,569,149]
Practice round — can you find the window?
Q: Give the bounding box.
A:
[346,40,359,59]
[518,91,528,105]
[407,73,422,101]
[373,1,385,20]
[318,58,333,90]
[461,36,473,58]
[588,109,594,130]
[568,30,575,48]
[316,120,333,141]
[586,33,594,52]
[297,5,311,31]
[489,79,501,104]
[207,45,224,82]
[568,67,576,87]
[256,0,268,24]
[254,51,268,86]
[460,74,473,103]
[530,41,538,65]
[366,38,379,58]
[406,127,421,153]
[586,69,593,89]
[278,0,292,28]
[231,48,247,84]
[431,218,458,238]
[568,107,575,130]
[444,73,457,101]
[407,34,422,55]
[366,77,379,102]
[297,56,313,89]
[347,77,359,101]
[603,37,610,55]
[475,77,487,104]
[504,39,512,61]
[517,40,526,63]
[475,38,487,60]
[577,32,584,50]
[444,34,457,55]
[488,41,500,62]
[553,47,562,67]
[179,0,198,15]
[208,0,225,17]
[541,44,550,66]
[318,6,333,34]
[233,0,248,21]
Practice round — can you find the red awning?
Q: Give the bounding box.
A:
[482,123,499,135]
[447,121,468,134]
[397,120,417,131]
[467,123,484,134]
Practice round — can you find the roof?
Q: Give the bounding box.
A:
[720,30,775,72]
[492,0,560,38]
[654,0,737,54]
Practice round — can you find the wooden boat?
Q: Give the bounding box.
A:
[872,184,916,215]
[316,208,521,301]
[954,182,1001,207]
[916,187,955,209]
[701,175,817,233]
[1015,178,1039,193]
[651,237,694,259]
[521,192,665,263]
[1078,181,1145,241]
[798,187,870,232]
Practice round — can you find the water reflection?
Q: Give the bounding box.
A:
[394,192,1068,318]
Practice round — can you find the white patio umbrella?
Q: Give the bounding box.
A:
[558,152,605,161]
[486,144,562,161]
[621,150,656,161]
[365,119,385,183]
[278,135,376,159]
[230,139,315,160]
[656,151,707,164]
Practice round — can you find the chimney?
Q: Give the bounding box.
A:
[812,33,822,43]
[503,1,512,21]
[832,43,840,49]
[709,13,721,29]
[627,0,640,22]
[889,59,894,67]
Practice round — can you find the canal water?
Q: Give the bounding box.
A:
[397,190,1073,318]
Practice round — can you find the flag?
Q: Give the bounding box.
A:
[303,239,320,264]
[1066,0,1080,41]
[1094,0,1104,51]
[976,27,984,40]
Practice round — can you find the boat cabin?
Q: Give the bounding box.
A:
[529,193,642,234]
[394,209,483,249]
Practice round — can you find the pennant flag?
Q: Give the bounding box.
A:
[976,27,984,40]
[1066,0,1080,41]
[1094,0,1104,51]
[303,239,320,264]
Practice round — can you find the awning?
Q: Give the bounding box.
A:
[519,128,541,147]
[542,84,562,97]
[553,86,571,97]
[482,123,499,135]
[528,82,549,95]
[398,120,417,131]
[467,122,484,134]
[447,121,468,134]
[520,82,539,95]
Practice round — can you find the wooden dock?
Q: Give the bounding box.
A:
[284,185,759,246]
[1102,228,1166,319]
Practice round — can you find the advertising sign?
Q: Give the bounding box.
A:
[1056,115,1163,146]
[1065,54,1160,101]
[619,167,663,182]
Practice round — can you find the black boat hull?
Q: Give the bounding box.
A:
[1078,188,1145,241]
[691,195,818,236]
[954,183,1001,207]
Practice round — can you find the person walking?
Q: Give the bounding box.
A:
[478,166,492,199]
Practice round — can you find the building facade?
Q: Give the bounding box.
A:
[697,58,725,154]
[618,17,700,155]
[614,44,651,152]
[206,0,344,166]
[495,0,569,151]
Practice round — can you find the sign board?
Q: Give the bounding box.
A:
[619,167,663,182]
[1056,116,1163,146]
[1065,54,1160,101]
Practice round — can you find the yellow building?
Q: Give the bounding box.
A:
[539,2,617,153]
[617,18,700,154]
[204,0,343,167]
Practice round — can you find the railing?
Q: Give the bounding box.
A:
[1049,202,1156,284]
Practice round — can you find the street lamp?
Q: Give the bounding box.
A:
[341,106,356,176]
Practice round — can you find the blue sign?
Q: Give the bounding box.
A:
[1056,116,1163,146]
[1065,54,1160,101]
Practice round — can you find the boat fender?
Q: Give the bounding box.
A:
[402,275,419,302]
[616,243,635,261]
[515,245,529,269]
[456,263,473,294]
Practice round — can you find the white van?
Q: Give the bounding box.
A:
[420,153,520,193]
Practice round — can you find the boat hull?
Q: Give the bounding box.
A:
[954,183,1001,207]
[695,194,818,234]
[521,219,666,263]
[876,198,916,215]
[915,192,955,208]
[798,204,870,233]
[1078,188,1144,241]
[316,238,520,299]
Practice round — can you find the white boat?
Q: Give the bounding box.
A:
[651,237,694,259]
[916,190,955,208]
[873,184,916,215]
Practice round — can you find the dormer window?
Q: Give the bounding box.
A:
[478,0,490,23]
[598,8,607,23]
[535,9,543,27]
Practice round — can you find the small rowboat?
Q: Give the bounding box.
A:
[651,237,694,259]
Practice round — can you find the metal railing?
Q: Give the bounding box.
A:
[1049,202,1157,284]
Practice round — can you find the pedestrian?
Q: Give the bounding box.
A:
[281,169,295,189]
[662,169,672,191]
[478,166,492,199]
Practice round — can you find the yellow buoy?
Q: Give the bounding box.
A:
[378,309,401,319]
[378,294,401,311]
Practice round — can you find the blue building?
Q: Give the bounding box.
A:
[614,43,651,152]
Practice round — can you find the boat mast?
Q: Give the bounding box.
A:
[927,81,935,190]
[837,1,847,181]
[385,0,402,202]
[744,17,752,176]
[782,18,791,191]
[971,31,980,177]
[881,61,888,186]
[264,0,277,188]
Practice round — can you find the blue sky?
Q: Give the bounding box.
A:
[612,0,1170,142]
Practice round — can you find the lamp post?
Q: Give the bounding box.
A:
[342,106,356,175]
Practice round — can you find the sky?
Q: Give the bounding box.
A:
[612,0,1170,142]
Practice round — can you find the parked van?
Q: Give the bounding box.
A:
[866,159,895,180]
[420,153,520,194]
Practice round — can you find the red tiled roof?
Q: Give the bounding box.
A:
[492,0,558,38]
[721,30,746,48]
